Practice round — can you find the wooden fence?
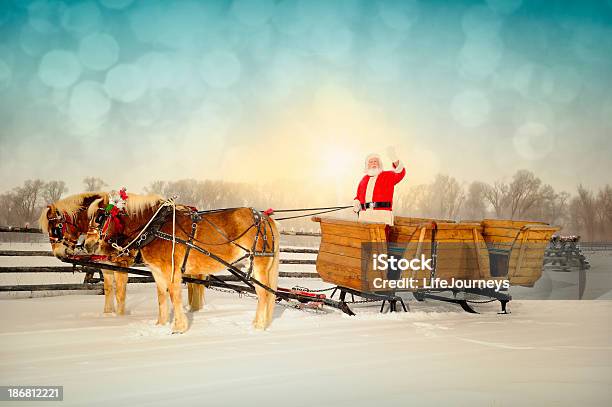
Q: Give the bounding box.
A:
[0,228,322,293]
[2,226,610,294]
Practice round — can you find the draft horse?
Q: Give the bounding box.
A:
[39,192,135,314]
[84,196,280,333]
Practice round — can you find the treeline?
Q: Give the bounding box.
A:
[1,172,611,241]
[0,177,106,227]
[394,170,612,241]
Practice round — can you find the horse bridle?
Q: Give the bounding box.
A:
[47,212,79,246]
[88,206,127,246]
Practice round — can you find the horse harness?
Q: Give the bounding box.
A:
[96,204,276,282]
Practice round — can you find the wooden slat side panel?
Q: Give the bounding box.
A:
[316,261,362,290]
[482,227,556,240]
[482,219,549,228]
[394,216,454,225]
[319,242,362,259]
[321,233,365,249]
[319,223,374,241]
[504,226,558,285]
[435,223,482,231]
[315,217,389,290]
[316,251,362,269]
[314,216,378,227]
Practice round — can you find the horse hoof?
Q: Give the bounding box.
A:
[252,320,268,330]
[172,320,188,333]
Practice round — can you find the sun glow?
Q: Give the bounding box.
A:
[212,83,435,203]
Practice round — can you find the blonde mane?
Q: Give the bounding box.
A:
[55,192,106,217]
[85,193,164,221]
[125,194,164,216]
[38,207,50,234]
[87,197,106,219]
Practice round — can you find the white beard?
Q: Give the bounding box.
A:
[366,168,382,177]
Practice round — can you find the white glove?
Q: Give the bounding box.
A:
[353,199,361,213]
[386,145,398,162]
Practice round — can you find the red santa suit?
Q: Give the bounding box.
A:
[354,158,405,226]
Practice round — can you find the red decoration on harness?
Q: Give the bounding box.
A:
[263,208,274,216]
[119,187,128,201]
[101,205,124,237]
[70,254,109,262]
[61,211,77,234]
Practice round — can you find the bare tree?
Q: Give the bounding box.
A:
[507,170,542,219]
[463,181,488,220]
[533,185,569,226]
[550,190,570,226]
[397,184,428,216]
[144,180,167,196]
[83,177,107,192]
[11,180,45,225]
[428,174,465,219]
[43,181,68,204]
[0,193,16,225]
[483,180,509,218]
[571,185,597,241]
[163,179,201,207]
[596,185,612,240]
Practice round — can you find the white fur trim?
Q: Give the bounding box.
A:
[393,160,404,173]
[365,175,377,202]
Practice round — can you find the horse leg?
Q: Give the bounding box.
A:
[252,256,278,330]
[187,283,195,310]
[102,270,115,314]
[168,276,188,333]
[265,255,280,324]
[187,280,204,312]
[196,277,205,309]
[114,271,128,315]
[150,267,169,325]
[252,283,269,330]
[155,284,169,325]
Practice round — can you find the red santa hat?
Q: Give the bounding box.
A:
[364,153,383,173]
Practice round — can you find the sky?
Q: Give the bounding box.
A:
[0,0,611,202]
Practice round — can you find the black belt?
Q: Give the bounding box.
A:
[361,201,391,210]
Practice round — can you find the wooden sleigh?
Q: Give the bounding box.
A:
[312,215,559,314]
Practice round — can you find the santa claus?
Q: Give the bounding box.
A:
[353,153,405,226]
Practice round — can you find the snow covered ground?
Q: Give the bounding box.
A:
[1,282,610,406]
[1,244,611,406]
